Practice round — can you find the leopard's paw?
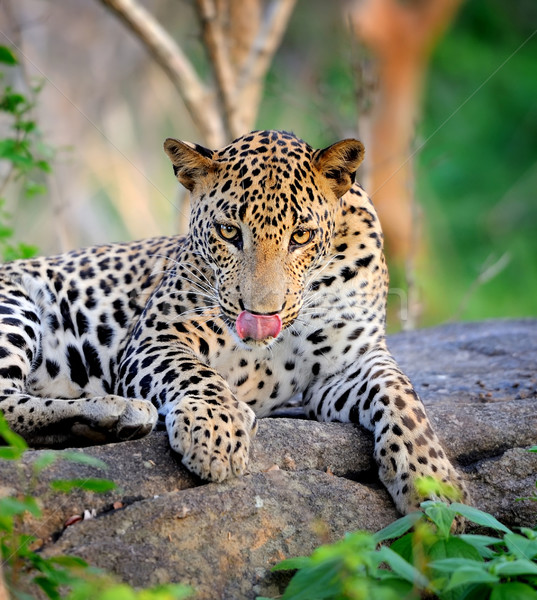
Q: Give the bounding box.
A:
[115,398,158,440]
[385,469,470,535]
[407,475,470,533]
[166,396,257,482]
[71,395,157,442]
[378,442,470,522]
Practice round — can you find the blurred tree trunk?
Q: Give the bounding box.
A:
[98,0,296,149]
[0,560,8,600]
[349,0,462,327]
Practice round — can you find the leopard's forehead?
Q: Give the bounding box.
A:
[215,130,313,163]
[206,130,326,229]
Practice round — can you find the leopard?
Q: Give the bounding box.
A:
[0,129,468,514]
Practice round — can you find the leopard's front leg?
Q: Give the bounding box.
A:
[117,343,257,482]
[303,342,469,514]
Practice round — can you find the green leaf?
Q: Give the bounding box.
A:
[388,532,414,563]
[0,445,25,460]
[428,539,484,600]
[50,478,116,493]
[373,511,422,543]
[14,243,38,259]
[429,537,483,563]
[0,412,28,454]
[0,138,32,165]
[36,159,52,173]
[24,181,48,198]
[272,556,311,572]
[48,555,89,568]
[0,225,14,239]
[0,46,18,65]
[376,546,430,588]
[0,138,21,160]
[13,120,36,133]
[431,557,486,572]
[519,528,537,540]
[450,503,512,534]
[490,582,537,600]
[0,496,41,519]
[375,576,413,597]
[458,534,504,559]
[60,451,109,470]
[2,243,38,262]
[344,577,402,600]
[33,575,61,600]
[424,502,456,537]
[528,446,537,453]
[33,451,59,473]
[493,559,537,577]
[280,560,341,600]
[417,477,462,502]
[459,583,495,600]
[0,92,26,113]
[504,532,537,559]
[443,566,499,591]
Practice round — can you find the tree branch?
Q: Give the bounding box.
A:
[235,0,296,131]
[98,0,225,147]
[238,0,296,93]
[195,0,241,139]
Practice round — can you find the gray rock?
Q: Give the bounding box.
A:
[50,470,398,599]
[1,319,536,599]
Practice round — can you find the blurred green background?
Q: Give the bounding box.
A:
[260,0,537,327]
[418,0,537,325]
[1,0,536,329]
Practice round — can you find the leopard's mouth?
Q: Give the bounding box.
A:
[235,310,282,341]
[220,308,284,348]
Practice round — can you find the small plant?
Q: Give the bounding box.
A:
[264,481,537,600]
[0,413,193,599]
[0,44,50,262]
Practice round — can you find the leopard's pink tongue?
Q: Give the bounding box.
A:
[236,311,282,341]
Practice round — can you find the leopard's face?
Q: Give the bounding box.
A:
[165,130,364,347]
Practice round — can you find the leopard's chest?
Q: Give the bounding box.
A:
[205,331,312,416]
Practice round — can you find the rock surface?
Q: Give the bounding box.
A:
[1,319,536,599]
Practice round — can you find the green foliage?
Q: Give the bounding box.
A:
[416,0,537,324]
[0,46,18,66]
[0,413,193,599]
[0,44,51,262]
[267,486,537,600]
[0,411,28,460]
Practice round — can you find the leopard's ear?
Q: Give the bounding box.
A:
[163,138,216,191]
[313,139,365,198]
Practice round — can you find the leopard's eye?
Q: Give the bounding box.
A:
[290,229,313,246]
[216,224,241,242]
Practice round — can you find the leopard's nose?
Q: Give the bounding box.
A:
[240,275,286,315]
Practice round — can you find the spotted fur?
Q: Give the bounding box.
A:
[0,130,467,513]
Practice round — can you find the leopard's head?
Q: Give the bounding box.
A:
[164,130,364,347]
